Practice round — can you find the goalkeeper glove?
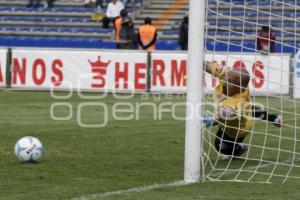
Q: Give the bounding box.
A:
[203,115,214,128]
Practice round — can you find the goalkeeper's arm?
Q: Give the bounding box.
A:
[203,115,216,128]
[204,61,213,75]
[204,61,227,79]
[203,106,237,128]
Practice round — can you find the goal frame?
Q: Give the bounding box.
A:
[184,0,206,183]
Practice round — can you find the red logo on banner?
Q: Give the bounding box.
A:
[12,58,64,86]
[89,56,111,88]
[252,61,265,88]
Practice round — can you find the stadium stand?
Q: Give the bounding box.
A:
[0,0,298,52]
[0,0,143,48]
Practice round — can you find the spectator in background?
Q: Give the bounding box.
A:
[46,0,55,7]
[102,0,124,28]
[27,0,55,8]
[178,15,188,50]
[84,0,104,11]
[137,17,157,51]
[118,15,137,49]
[257,26,276,53]
[27,0,42,7]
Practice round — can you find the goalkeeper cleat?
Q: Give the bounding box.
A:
[273,115,283,128]
[203,115,214,128]
[239,144,249,156]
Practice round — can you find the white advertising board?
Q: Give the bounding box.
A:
[294,51,300,98]
[11,49,148,92]
[0,49,7,87]
[150,52,291,95]
[10,49,290,95]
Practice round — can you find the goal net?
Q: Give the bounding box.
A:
[201,0,300,183]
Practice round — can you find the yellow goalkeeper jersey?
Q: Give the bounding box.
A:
[211,64,253,139]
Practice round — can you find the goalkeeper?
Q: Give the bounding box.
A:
[203,62,282,157]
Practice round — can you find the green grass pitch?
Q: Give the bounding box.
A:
[1,90,300,200]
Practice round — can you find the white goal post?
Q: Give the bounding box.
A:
[185,0,300,183]
[184,0,206,183]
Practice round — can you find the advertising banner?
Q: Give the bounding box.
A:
[11,49,148,92]
[150,52,291,95]
[0,49,7,87]
[10,49,290,95]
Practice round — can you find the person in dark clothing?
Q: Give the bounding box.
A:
[27,0,42,7]
[118,16,138,49]
[84,0,104,9]
[102,0,124,28]
[27,0,55,8]
[114,8,128,49]
[47,0,55,7]
[179,15,189,50]
[257,26,276,53]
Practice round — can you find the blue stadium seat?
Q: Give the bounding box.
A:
[0,0,297,52]
[162,30,178,35]
[214,41,229,51]
[101,41,116,49]
[60,27,74,32]
[275,43,298,54]
[206,40,217,51]
[19,27,31,32]
[44,27,57,32]
[156,40,179,50]
[242,41,256,52]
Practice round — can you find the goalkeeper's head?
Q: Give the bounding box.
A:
[223,67,250,96]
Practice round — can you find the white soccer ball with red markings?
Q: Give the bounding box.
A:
[14,136,43,162]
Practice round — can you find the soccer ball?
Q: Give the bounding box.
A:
[14,136,43,162]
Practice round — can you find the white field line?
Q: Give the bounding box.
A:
[71,158,300,200]
[71,181,188,200]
